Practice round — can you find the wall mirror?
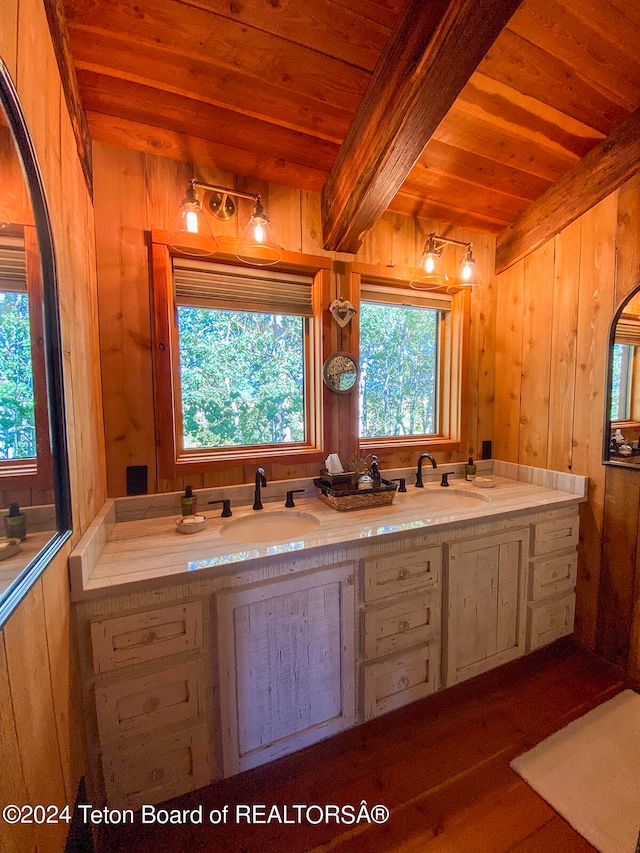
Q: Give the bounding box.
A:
[322,352,360,393]
[0,59,71,625]
[603,284,640,467]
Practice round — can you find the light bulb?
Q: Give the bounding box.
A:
[185,210,200,234]
[253,222,265,243]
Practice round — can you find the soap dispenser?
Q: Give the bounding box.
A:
[465,457,477,481]
[181,485,197,516]
[4,502,27,540]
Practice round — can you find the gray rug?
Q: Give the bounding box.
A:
[511,690,640,853]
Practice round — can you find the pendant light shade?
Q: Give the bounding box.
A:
[410,234,449,290]
[456,246,483,288]
[235,196,282,266]
[167,185,218,257]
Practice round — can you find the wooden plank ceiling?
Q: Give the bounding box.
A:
[63,0,640,247]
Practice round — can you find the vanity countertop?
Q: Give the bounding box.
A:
[70,463,587,600]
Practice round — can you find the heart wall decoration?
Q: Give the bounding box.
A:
[329,298,357,328]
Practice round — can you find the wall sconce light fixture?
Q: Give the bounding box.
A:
[410,232,482,291]
[167,179,282,266]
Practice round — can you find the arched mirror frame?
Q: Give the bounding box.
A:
[603,281,640,468]
[0,59,71,626]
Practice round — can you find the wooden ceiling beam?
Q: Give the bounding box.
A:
[320,0,524,254]
[495,106,640,274]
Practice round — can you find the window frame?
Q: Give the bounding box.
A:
[0,223,53,490]
[352,263,470,455]
[610,342,633,423]
[610,315,640,429]
[150,232,330,479]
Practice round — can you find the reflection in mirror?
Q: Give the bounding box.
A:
[0,60,71,622]
[604,288,640,467]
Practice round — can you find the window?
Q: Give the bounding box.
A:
[360,301,439,438]
[0,245,36,459]
[151,241,328,477]
[356,273,469,452]
[611,315,640,425]
[0,230,51,486]
[177,307,305,448]
[611,342,633,422]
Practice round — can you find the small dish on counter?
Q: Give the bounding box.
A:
[0,537,21,560]
[473,477,495,488]
[176,515,207,534]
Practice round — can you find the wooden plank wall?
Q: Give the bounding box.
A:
[92,143,497,497]
[494,174,640,674]
[0,0,106,849]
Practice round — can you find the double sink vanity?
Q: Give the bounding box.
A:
[71,460,586,810]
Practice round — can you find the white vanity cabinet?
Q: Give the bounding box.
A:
[86,600,214,809]
[526,509,579,650]
[361,545,442,719]
[215,562,356,775]
[73,477,585,808]
[443,528,529,686]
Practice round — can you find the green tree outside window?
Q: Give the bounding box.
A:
[359,302,438,438]
[0,291,35,459]
[178,307,305,448]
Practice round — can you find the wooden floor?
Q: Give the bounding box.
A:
[98,639,633,853]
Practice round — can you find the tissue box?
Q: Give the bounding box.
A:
[318,470,356,490]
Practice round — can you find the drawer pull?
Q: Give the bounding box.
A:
[398,676,409,690]
[552,572,558,579]
[142,695,161,714]
[142,630,158,645]
[398,569,410,580]
[150,767,165,783]
[399,619,410,631]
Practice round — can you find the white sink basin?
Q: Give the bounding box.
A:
[411,488,491,510]
[220,511,320,544]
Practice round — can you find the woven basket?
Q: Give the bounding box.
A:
[314,478,397,512]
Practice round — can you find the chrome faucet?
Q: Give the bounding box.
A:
[415,452,437,487]
[253,467,267,510]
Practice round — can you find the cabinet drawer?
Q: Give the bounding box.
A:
[91,601,203,673]
[526,593,575,651]
[95,662,203,745]
[531,513,579,556]
[529,552,577,601]
[363,642,439,720]
[363,546,441,602]
[363,590,441,659]
[102,725,212,810]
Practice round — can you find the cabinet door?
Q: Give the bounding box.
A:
[216,563,355,776]
[444,528,528,686]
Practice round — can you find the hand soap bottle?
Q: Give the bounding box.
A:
[181,485,197,517]
[4,502,27,540]
[465,457,477,481]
